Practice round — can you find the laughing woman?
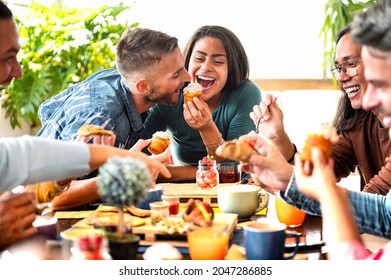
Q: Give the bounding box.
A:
[141,25,262,182]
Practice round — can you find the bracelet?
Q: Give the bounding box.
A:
[203,134,223,151]
[54,180,70,193]
[287,143,297,164]
[205,138,224,151]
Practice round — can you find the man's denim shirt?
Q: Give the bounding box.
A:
[37,69,147,150]
[281,173,391,239]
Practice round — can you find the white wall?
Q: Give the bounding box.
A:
[10,0,328,79]
[125,0,327,79]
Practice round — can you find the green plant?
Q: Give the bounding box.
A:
[97,157,151,239]
[1,2,137,128]
[320,0,376,72]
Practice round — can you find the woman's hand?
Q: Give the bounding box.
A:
[183,97,213,131]
[250,93,284,140]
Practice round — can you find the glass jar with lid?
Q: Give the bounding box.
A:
[149,201,170,225]
[196,156,219,189]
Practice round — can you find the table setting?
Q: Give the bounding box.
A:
[44,181,325,260]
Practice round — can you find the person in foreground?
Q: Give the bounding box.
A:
[240,0,391,256]
[252,24,391,195]
[295,148,390,259]
[141,25,262,181]
[0,1,170,250]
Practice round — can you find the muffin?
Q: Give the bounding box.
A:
[148,131,171,155]
[183,82,202,103]
[300,124,337,161]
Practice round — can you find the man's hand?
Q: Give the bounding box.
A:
[0,192,37,250]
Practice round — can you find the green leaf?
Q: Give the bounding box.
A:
[4,2,137,129]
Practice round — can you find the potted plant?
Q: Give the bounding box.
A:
[320,0,376,71]
[97,156,152,260]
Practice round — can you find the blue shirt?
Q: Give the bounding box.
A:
[140,79,262,165]
[36,69,147,149]
[282,173,391,239]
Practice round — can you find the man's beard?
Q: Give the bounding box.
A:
[147,90,179,106]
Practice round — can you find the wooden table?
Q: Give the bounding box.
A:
[50,211,325,260]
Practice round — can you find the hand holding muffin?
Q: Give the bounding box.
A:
[300,124,338,162]
[183,82,202,103]
[148,131,171,155]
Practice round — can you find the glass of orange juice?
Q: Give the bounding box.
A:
[275,195,306,227]
[187,222,229,260]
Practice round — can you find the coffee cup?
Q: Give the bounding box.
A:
[33,215,58,240]
[217,184,268,220]
[136,185,163,210]
[244,222,300,260]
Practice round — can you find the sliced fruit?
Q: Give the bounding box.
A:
[195,201,214,222]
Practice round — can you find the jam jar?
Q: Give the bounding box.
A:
[161,194,180,216]
[196,156,219,189]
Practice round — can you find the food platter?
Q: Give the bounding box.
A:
[59,206,238,248]
[132,212,238,247]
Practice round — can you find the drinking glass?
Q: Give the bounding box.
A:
[217,161,241,183]
[275,196,306,227]
[187,222,229,260]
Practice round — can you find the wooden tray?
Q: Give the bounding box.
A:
[159,183,237,206]
[133,212,238,247]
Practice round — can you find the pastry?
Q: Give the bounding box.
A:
[183,82,202,103]
[182,199,214,227]
[77,124,114,136]
[147,131,171,155]
[300,124,337,161]
[215,139,259,162]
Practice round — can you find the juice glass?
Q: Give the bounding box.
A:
[275,196,306,227]
[187,223,229,260]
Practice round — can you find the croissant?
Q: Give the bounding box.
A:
[182,199,214,227]
[215,139,259,162]
[77,124,114,136]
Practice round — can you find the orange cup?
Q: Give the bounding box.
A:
[187,223,229,260]
[275,196,306,227]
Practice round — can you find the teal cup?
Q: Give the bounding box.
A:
[244,222,300,260]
